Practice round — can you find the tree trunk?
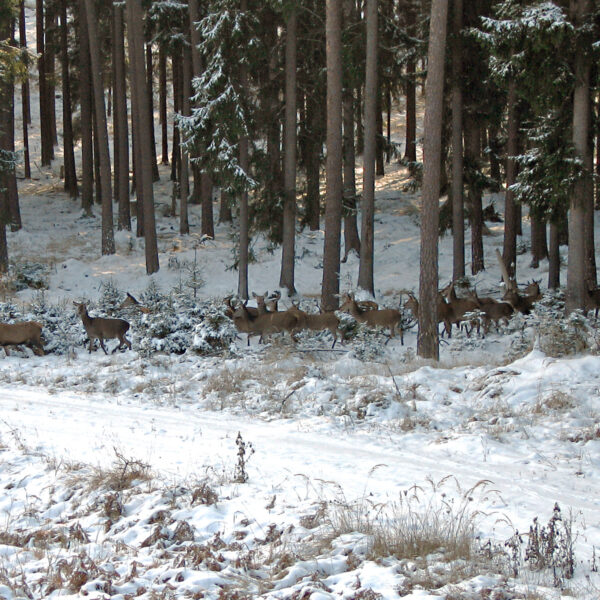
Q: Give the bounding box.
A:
[19,0,30,178]
[375,87,384,176]
[60,0,78,198]
[567,0,591,312]
[548,221,560,289]
[84,0,114,255]
[45,5,57,146]
[238,0,250,300]
[465,115,484,274]
[127,0,159,273]
[530,215,548,268]
[78,0,93,215]
[170,50,181,183]
[279,8,298,294]
[305,94,321,231]
[159,44,169,164]
[219,190,232,223]
[37,0,53,165]
[451,0,464,281]
[502,79,519,280]
[358,0,377,294]
[180,44,191,235]
[418,0,448,360]
[113,2,130,230]
[321,0,343,311]
[404,0,417,164]
[146,42,159,182]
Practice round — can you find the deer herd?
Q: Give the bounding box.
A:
[5,272,600,356]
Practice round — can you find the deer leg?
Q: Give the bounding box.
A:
[99,339,109,354]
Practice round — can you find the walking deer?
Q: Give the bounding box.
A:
[404,292,454,337]
[466,290,514,333]
[232,301,301,345]
[74,302,132,354]
[287,303,343,348]
[0,321,45,356]
[339,293,405,344]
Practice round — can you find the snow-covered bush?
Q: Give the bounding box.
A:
[11,261,48,291]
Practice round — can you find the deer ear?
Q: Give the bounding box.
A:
[251,292,257,298]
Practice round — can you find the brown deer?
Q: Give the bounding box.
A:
[232,301,301,345]
[339,293,405,344]
[118,292,151,314]
[287,303,343,348]
[0,322,45,356]
[444,282,482,336]
[224,295,259,319]
[502,280,541,315]
[74,302,132,354]
[466,290,514,333]
[404,292,454,338]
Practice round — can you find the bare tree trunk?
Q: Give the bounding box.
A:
[170,50,181,183]
[375,88,384,176]
[451,0,464,281]
[180,44,191,235]
[465,115,484,274]
[358,0,377,294]
[305,94,321,231]
[79,1,93,215]
[84,0,114,254]
[404,0,417,164]
[280,7,298,294]
[60,0,78,198]
[127,0,159,273]
[567,0,591,312]
[321,0,343,311]
[146,42,159,182]
[502,79,519,280]
[159,44,168,165]
[219,190,232,223]
[549,221,560,289]
[342,0,360,261]
[530,215,548,268]
[238,0,250,300]
[19,0,30,178]
[418,0,448,360]
[37,0,53,165]
[113,2,130,230]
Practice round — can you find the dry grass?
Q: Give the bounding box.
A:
[326,477,490,563]
[533,390,575,415]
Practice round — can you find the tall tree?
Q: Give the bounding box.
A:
[321,0,343,311]
[127,0,159,273]
[450,0,464,281]
[418,0,448,360]
[279,5,298,295]
[59,0,77,198]
[357,0,377,294]
[567,0,592,312]
[18,0,30,178]
[83,0,114,255]
[78,0,93,215]
[113,1,130,230]
[36,0,53,165]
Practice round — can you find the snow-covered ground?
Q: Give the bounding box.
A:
[2,6,599,594]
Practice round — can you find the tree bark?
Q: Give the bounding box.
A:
[502,79,519,280]
[280,8,298,295]
[180,43,191,235]
[238,0,250,300]
[530,215,548,268]
[418,0,448,360]
[404,0,417,164]
[60,0,78,198]
[83,0,114,255]
[159,44,169,165]
[19,0,30,178]
[566,0,592,312]
[358,0,377,294]
[37,0,53,165]
[113,2,130,230]
[321,0,343,312]
[451,0,464,281]
[78,1,93,215]
[145,42,159,182]
[465,115,484,274]
[127,0,159,273]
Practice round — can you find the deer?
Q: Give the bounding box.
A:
[74,302,132,354]
[224,295,259,319]
[341,293,378,312]
[403,291,454,338]
[232,301,301,345]
[0,321,45,356]
[502,280,541,315]
[118,292,151,314]
[287,303,343,348]
[339,293,406,344]
[466,289,514,333]
[443,282,482,336]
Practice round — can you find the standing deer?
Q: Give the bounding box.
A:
[232,301,301,345]
[74,302,132,354]
[466,290,514,333]
[0,322,45,356]
[404,292,454,338]
[339,293,406,344]
[287,303,343,348]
